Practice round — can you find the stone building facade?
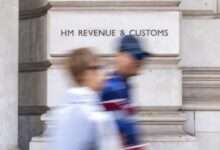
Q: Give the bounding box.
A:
[1,0,220,150]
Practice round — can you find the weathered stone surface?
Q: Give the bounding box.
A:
[182,100,220,111]
[197,132,220,150]
[20,0,47,11]
[0,0,18,6]
[30,136,50,150]
[218,0,220,13]
[183,87,220,101]
[48,0,181,7]
[30,139,199,150]
[182,68,220,111]
[19,71,47,106]
[183,68,220,102]
[19,16,47,63]
[19,116,44,150]
[195,111,220,132]
[0,1,18,150]
[180,0,217,14]
[132,68,182,107]
[138,110,196,144]
[180,19,220,67]
[183,111,195,135]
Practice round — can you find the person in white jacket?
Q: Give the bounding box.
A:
[48,48,123,150]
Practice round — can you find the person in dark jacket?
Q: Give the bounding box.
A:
[101,35,151,147]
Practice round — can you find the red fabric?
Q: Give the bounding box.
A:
[101,100,128,110]
[122,105,138,115]
[125,145,147,150]
[101,100,138,115]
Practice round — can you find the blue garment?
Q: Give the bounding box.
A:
[101,72,131,103]
[101,72,139,146]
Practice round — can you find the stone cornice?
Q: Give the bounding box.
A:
[48,0,181,8]
[182,67,220,111]
[19,61,52,72]
[19,3,52,20]
[48,56,180,69]
[182,67,220,88]
[19,106,49,116]
[138,111,186,124]
[181,100,220,111]
[137,110,196,142]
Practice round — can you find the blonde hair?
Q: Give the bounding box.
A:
[67,48,98,84]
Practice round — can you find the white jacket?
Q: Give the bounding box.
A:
[48,87,123,150]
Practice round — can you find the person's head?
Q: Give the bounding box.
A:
[67,48,104,91]
[115,35,151,77]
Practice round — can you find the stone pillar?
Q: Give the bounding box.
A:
[0,0,18,150]
[19,0,51,150]
[180,1,220,150]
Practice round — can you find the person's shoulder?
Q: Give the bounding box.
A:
[101,75,127,101]
[104,75,126,90]
[58,88,79,104]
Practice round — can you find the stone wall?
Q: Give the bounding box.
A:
[16,0,220,150]
[31,1,197,150]
[180,0,220,150]
[0,0,18,149]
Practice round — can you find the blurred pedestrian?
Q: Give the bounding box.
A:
[101,35,151,148]
[48,48,123,150]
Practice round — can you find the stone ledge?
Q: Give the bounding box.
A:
[181,100,220,111]
[19,3,51,20]
[48,56,180,68]
[137,111,197,144]
[142,134,196,142]
[19,106,49,116]
[180,0,217,15]
[182,67,220,102]
[19,60,52,72]
[149,141,199,150]
[183,67,220,87]
[138,111,186,125]
[48,0,181,7]
[49,6,180,11]
[30,137,198,150]
[183,67,220,77]
[19,0,47,11]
